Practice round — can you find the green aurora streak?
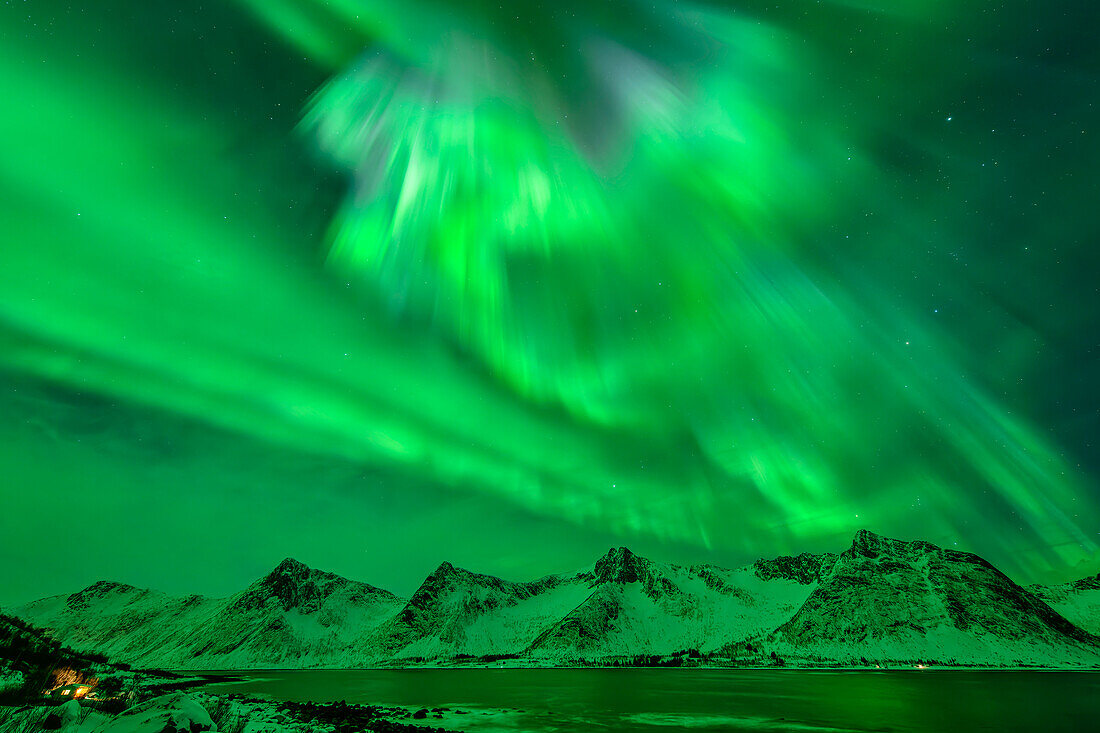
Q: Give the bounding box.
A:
[1,1,1098,600]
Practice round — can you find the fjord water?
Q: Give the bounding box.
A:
[205,669,1100,732]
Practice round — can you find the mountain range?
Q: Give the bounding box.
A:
[9,531,1100,669]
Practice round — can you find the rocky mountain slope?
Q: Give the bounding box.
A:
[11,532,1100,668]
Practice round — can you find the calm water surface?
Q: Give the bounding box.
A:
[200,669,1100,732]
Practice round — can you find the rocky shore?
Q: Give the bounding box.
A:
[0,692,469,733]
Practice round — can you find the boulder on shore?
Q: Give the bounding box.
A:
[43,699,83,730]
[88,693,213,733]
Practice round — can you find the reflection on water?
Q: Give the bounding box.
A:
[200,668,1100,732]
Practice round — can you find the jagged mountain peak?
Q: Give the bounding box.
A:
[257,560,309,586]
[64,580,144,611]
[382,561,538,649]
[841,532,1004,580]
[588,547,679,600]
[417,561,489,590]
[259,557,355,588]
[254,559,343,594]
[850,528,894,552]
[235,558,396,613]
[1071,573,1100,592]
[270,557,310,575]
[78,580,140,595]
[415,561,508,597]
[851,528,882,545]
[753,552,837,584]
[847,529,938,559]
[593,546,651,584]
[396,561,511,624]
[68,580,139,600]
[430,561,461,578]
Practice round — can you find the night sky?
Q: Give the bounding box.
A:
[2,1,1099,606]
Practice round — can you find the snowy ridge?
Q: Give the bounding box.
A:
[12,532,1100,668]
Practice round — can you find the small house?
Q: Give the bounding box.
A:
[46,683,95,700]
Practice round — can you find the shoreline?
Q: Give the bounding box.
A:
[4,666,1099,733]
[184,663,1100,673]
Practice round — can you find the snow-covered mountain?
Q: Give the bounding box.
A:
[12,533,1100,668]
[524,547,826,659]
[368,547,824,662]
[14,559,402,668]
[1030,573,1100,636]
[767,530,1100,665]
[373,561,587,659]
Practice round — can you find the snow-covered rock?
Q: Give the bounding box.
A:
[88,694,211,733]
[42,700,82,730]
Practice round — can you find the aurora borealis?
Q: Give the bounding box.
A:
[1,1,1098,603]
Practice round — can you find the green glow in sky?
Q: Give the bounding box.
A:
[1,1,1098,603]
